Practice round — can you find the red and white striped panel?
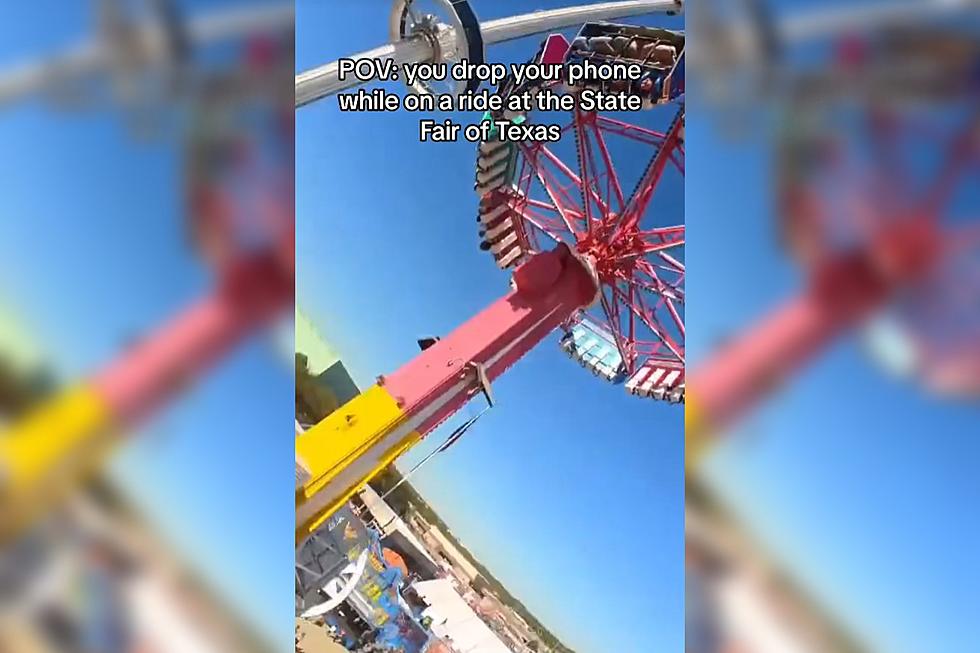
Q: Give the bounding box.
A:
[626,360,685,403]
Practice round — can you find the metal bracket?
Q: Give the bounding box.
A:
[466,361,495,407]
[390,0,485,95]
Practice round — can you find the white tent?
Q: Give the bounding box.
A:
[412,579,513,653]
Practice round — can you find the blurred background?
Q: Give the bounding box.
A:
[686,1,978,652]
[3,0,979,651]
[0,1,294,651]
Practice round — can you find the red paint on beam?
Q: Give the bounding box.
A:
[92,253,292,426]
[384,245,596,437]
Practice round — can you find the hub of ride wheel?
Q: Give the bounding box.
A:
[575,212,644,282]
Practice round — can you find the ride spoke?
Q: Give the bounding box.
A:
[669,153,684,175]
[598,285,632,369]
[522,145,584,238]
[573,109,596,235]
[633,257,685,303]
[590,119,627,215]
[624,280,637,354]
[596,115,667,145]
[657,251,685,274]
[617,283,685,363]
[517,207,573,246]
[616,108,685,240]
[583,122,611,230]
[534,142,610,218]
[523,197,585,221]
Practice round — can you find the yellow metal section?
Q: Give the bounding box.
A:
[0,384,114,537]
[295,384,422,542]
[685,392,712,471]
[297,430,421,541]
[296,385,404,498]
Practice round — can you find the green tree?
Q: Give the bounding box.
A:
[0,356,54,417]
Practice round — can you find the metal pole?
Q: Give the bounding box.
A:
[379,406,489,502]
[296,0,684,107]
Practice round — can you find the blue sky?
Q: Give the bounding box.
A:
[0,1,294,647]
[297,2,684,652]
[687,2,980,652]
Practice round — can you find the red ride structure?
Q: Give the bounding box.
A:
[475,26,686,400]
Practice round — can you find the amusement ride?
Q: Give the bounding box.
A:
[294,0,688,543]
[0,0,970,553]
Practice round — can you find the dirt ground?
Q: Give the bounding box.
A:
[296,618,349,653]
